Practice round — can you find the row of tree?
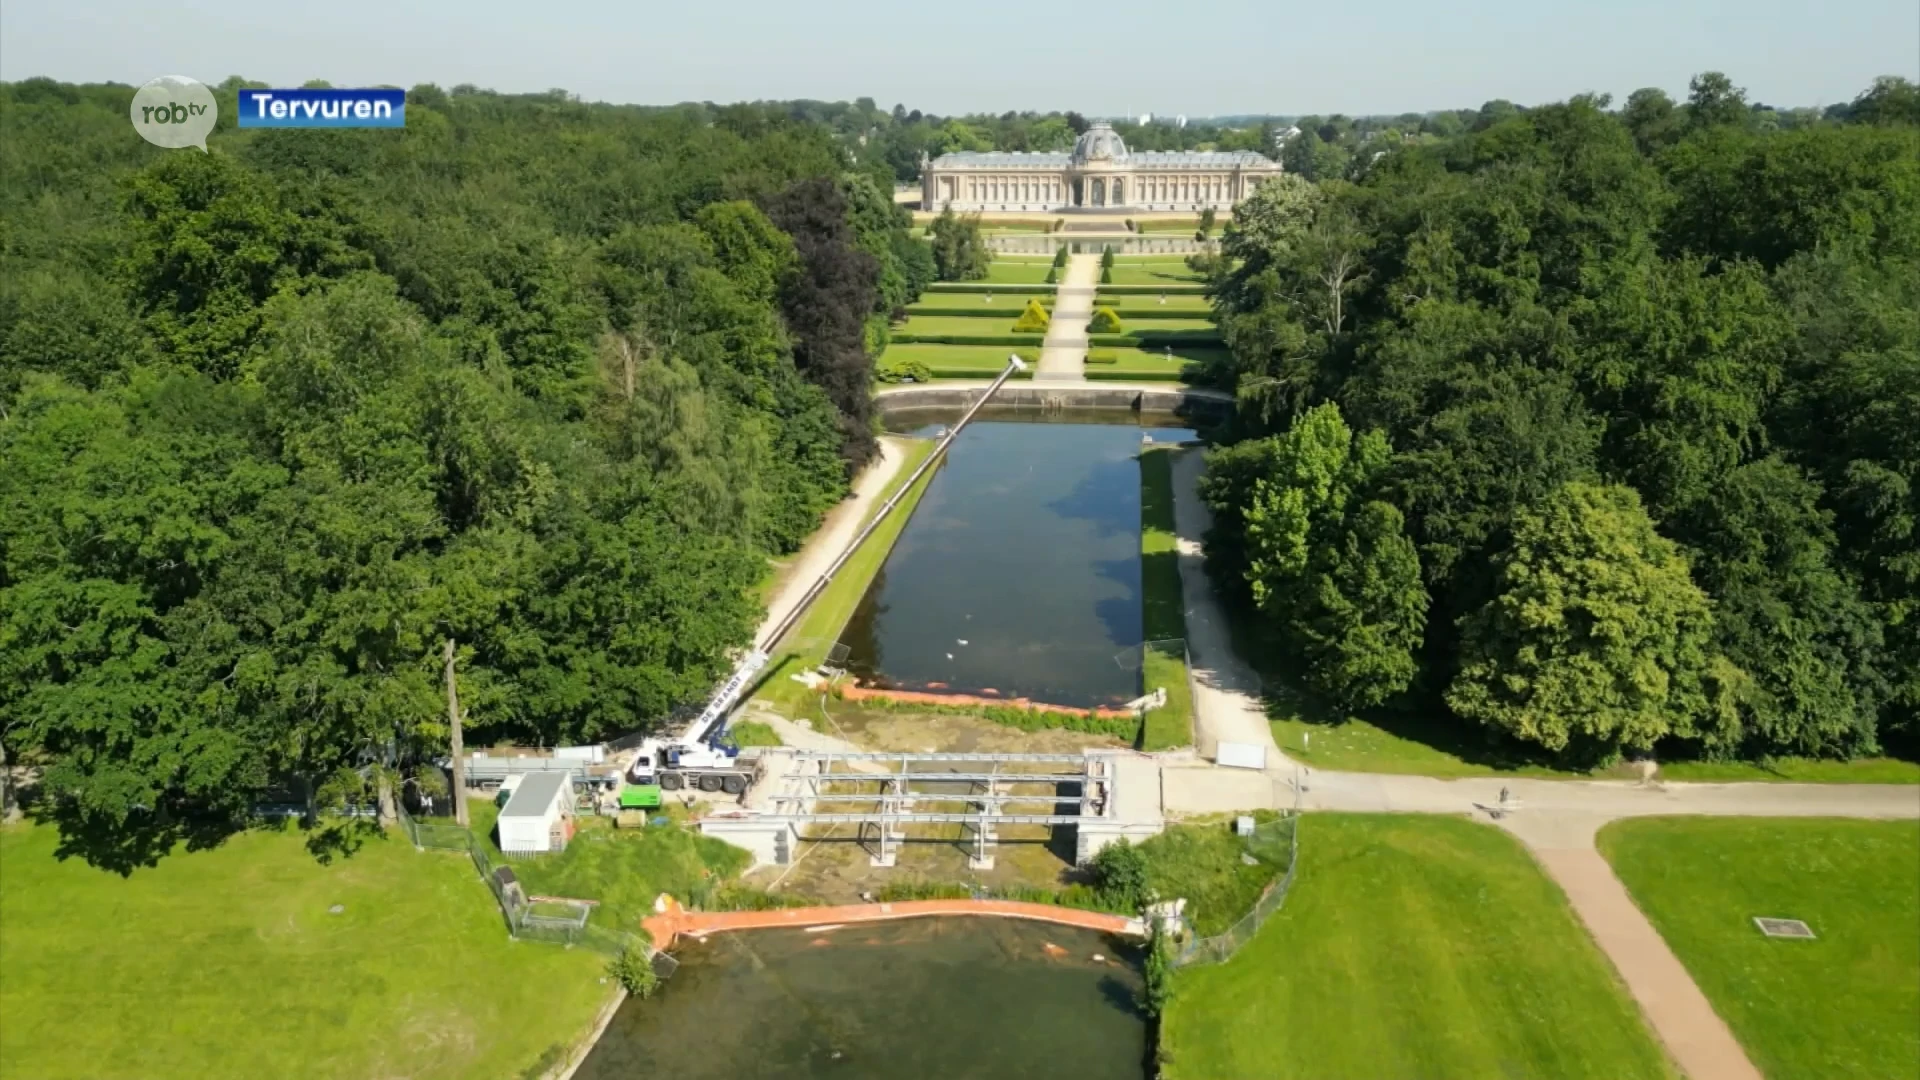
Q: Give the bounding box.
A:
[0,80,930,864]
[1196,73,1920,767]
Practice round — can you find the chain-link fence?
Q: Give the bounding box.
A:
[396,803,651,961]
[1172,803,1301,967]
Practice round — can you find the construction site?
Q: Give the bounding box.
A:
[699,747,1167,871]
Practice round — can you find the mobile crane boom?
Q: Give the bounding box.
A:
[671,355,1028,751]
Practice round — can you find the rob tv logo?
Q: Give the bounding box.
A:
[239,87,406,128]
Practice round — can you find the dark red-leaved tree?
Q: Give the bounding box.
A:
[760,177,880,470]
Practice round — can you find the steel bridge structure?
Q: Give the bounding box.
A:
[749,750,1114,869]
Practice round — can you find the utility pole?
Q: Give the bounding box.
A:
[445,638,469,827]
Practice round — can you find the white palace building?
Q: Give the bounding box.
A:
[920,122,1284,213]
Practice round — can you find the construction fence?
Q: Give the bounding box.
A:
[1172,802,1301,968]
[395,803,656,964]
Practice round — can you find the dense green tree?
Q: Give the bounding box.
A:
[1686,71,1749,131]
[927,205,991,281]
[121,152,374,379]
[1845,75,1920,126]
[1295,500,1426,709]
[1675,458,1887,757]
[1620,88,1684,155]
[1449,482,1740,763]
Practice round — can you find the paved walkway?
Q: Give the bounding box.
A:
[1167,447,1284,762]
[1037,254,1098,380]
[753,434,910,649]
[1500,813,1765,1080]
[643,896,1144,948]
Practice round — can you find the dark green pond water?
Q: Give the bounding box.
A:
[572,917,1147,1079]
[842,409,1196,708]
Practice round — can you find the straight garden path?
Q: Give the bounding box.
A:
[1036,254,1098,380]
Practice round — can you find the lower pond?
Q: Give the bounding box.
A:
[572,917,1147,1079]
[841,408,1197,709]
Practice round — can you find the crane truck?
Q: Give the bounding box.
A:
[627,356,1028,796]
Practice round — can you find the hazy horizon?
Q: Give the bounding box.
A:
[3,0,1914,117]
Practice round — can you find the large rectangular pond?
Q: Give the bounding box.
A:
[841,408,1196,709]
[573,918,1147,1079]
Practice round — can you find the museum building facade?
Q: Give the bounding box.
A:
[920,122,1284,213]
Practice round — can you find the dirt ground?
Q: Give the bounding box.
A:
[818,705,1130,756]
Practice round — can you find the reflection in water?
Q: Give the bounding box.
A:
[572,918,1147,1080]
[842,411,1196,707]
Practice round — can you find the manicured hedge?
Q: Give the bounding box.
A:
[1084,367,1193,382]
[1091,308,1207,320]
[928,366,1038,380]
[1089,331,1225,347]
[904,306,1052,318]
[1094,284,1207,295]
[925,283,1053,294]
[892,333,1044,346]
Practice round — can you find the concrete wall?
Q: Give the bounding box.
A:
[875,384,1232,421]
[1075,821,1168,864]
[699,817,798,868]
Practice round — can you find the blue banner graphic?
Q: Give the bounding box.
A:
[237,88,405,128]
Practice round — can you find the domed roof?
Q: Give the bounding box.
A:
[1071,122,1129,165]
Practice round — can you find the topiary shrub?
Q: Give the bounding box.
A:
[1100,266,1112,284]
[1052,245,1069,267]
[1044,266,1057,285]
[1088,306,1124,334]
[1085,350,1118,365]
[1012,297,1052,333]
[1100,247,1116,268]
[876,356,933,383]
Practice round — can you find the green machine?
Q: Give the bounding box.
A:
[618,784,663,810]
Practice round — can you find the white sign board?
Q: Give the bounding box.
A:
[1215,741,1267,771]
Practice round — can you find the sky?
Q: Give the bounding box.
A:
[3,0,1915,117]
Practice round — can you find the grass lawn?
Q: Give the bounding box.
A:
[1105,264,1206,286]
[1655,757,1920,784]
[1098,316,1217,334]
[1241,597,1920,784]
[924,282,1053,297]
[915,215,1054,232]
[0,822,608,1080]
[1140,447,1194,750]
[908,295,1052,315]
[1088,345,1224,382]
[728,719,782,747]
[1135,812,1286,935]
[896,314,1042,338]
[1599,817,1920,1080]
[1160,814,1677,1080]
[1267,708,1920,784]
[878,343,1039,378]
[466,802,747,931]
[751,438,940,712]
[1097,295,1215,315]
[981,260,1055,284]
[1135,218,1222,233]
